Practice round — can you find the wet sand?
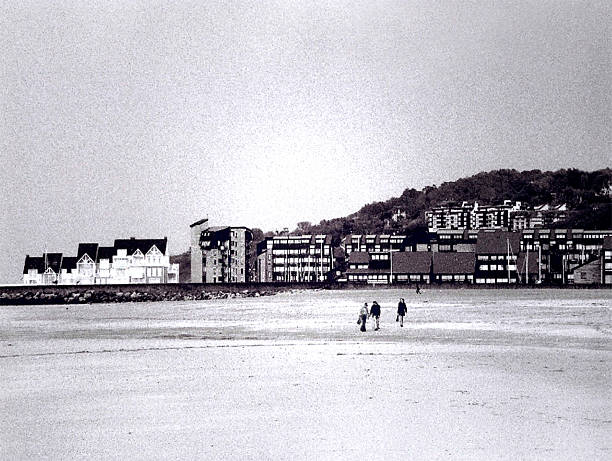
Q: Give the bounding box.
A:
[1,289,610,460]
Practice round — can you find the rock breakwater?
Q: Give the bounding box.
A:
[0,287,277,305]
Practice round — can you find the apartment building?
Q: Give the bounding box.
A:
[342,234,408,256]
[198,226,252,283]
[520,229,612,284]
[474,231,521,284]
[256,235,333,282]
[426,202,473,231]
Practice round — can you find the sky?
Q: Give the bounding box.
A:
[1,0,610,283]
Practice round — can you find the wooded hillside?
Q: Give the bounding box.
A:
[293,168,612,246]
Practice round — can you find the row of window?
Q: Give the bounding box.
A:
[271,249,330,255]
[477,255,517,261]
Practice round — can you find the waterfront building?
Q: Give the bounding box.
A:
[22,237,179,285]
[431,252,475,283]
[256,235,333,282]
[345,251,433,284]
[602,237,612,284]
[342,234,408,255]
[474,231,521,284]
[198,226,252,283]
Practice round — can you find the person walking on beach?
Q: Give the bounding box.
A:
[397,298,407,327]
[370,301,381,331]
[358,303,369,332]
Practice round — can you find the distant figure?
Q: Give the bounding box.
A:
[415,283,421,294]
[397,298,407,327]
[370,301,381,330]
[358,303,369,332]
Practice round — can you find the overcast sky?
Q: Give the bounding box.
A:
[1,0,610,282]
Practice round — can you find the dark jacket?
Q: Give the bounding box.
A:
[397,301,407,315]
[370,302,381,317]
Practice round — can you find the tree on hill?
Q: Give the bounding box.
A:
[302,168,611,242]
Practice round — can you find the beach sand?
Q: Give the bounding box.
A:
[1,288,610,460]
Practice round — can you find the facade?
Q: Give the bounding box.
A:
[22,238,179,285]
[426,202,473,231]
[343,234,408,255]
[339,229,612,285]
[426,201,570,232]
[426,201,523,231]
[345,251,433,284]
[199,226,252,283]
[602,236,612,284]
[421,229,479,253]
[520,229,612,284]
[573,259,603,285]
[256,235,333,282]
[474,231,521,284]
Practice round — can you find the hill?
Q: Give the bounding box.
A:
[294,168,612,245]
[174,168,611,280]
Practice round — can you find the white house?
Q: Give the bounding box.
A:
[22,237,179,285]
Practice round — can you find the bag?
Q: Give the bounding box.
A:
[357,318,361,325]
[396,315,399,322]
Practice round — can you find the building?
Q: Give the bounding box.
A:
[198,226,252,283]
[426,202,473,231]
[572,259,603,285]
[22,237,179,285]
[425,201,562,232]
[602,236,612,284]
[23,255,44,285]
[474,231,522,284]
[189,218,208,283]
[431,252,475,283]
[391,252,432,284]
[342,234,408,256]
[256,235,333,282]
[423,229,479,253]
[345,251,433,284]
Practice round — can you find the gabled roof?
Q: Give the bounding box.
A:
[61,256,77,270]
[476,231,521,255]
[432,252,475,274]
[77,243,99,261]
[42,253,63,273]
[23,255,44,274]
[96,246,115,261]
[114,237,168,256]
[392,252,432,274]
[348,252,370,264]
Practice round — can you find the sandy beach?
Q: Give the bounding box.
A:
[1,288,610,460]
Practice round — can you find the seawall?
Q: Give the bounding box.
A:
[0,281,608,305]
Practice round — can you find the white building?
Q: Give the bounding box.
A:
[22,237,179,285]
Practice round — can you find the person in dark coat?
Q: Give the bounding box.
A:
[370,301,381,330]
[358,303,369,332]
[397,298,407,327]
